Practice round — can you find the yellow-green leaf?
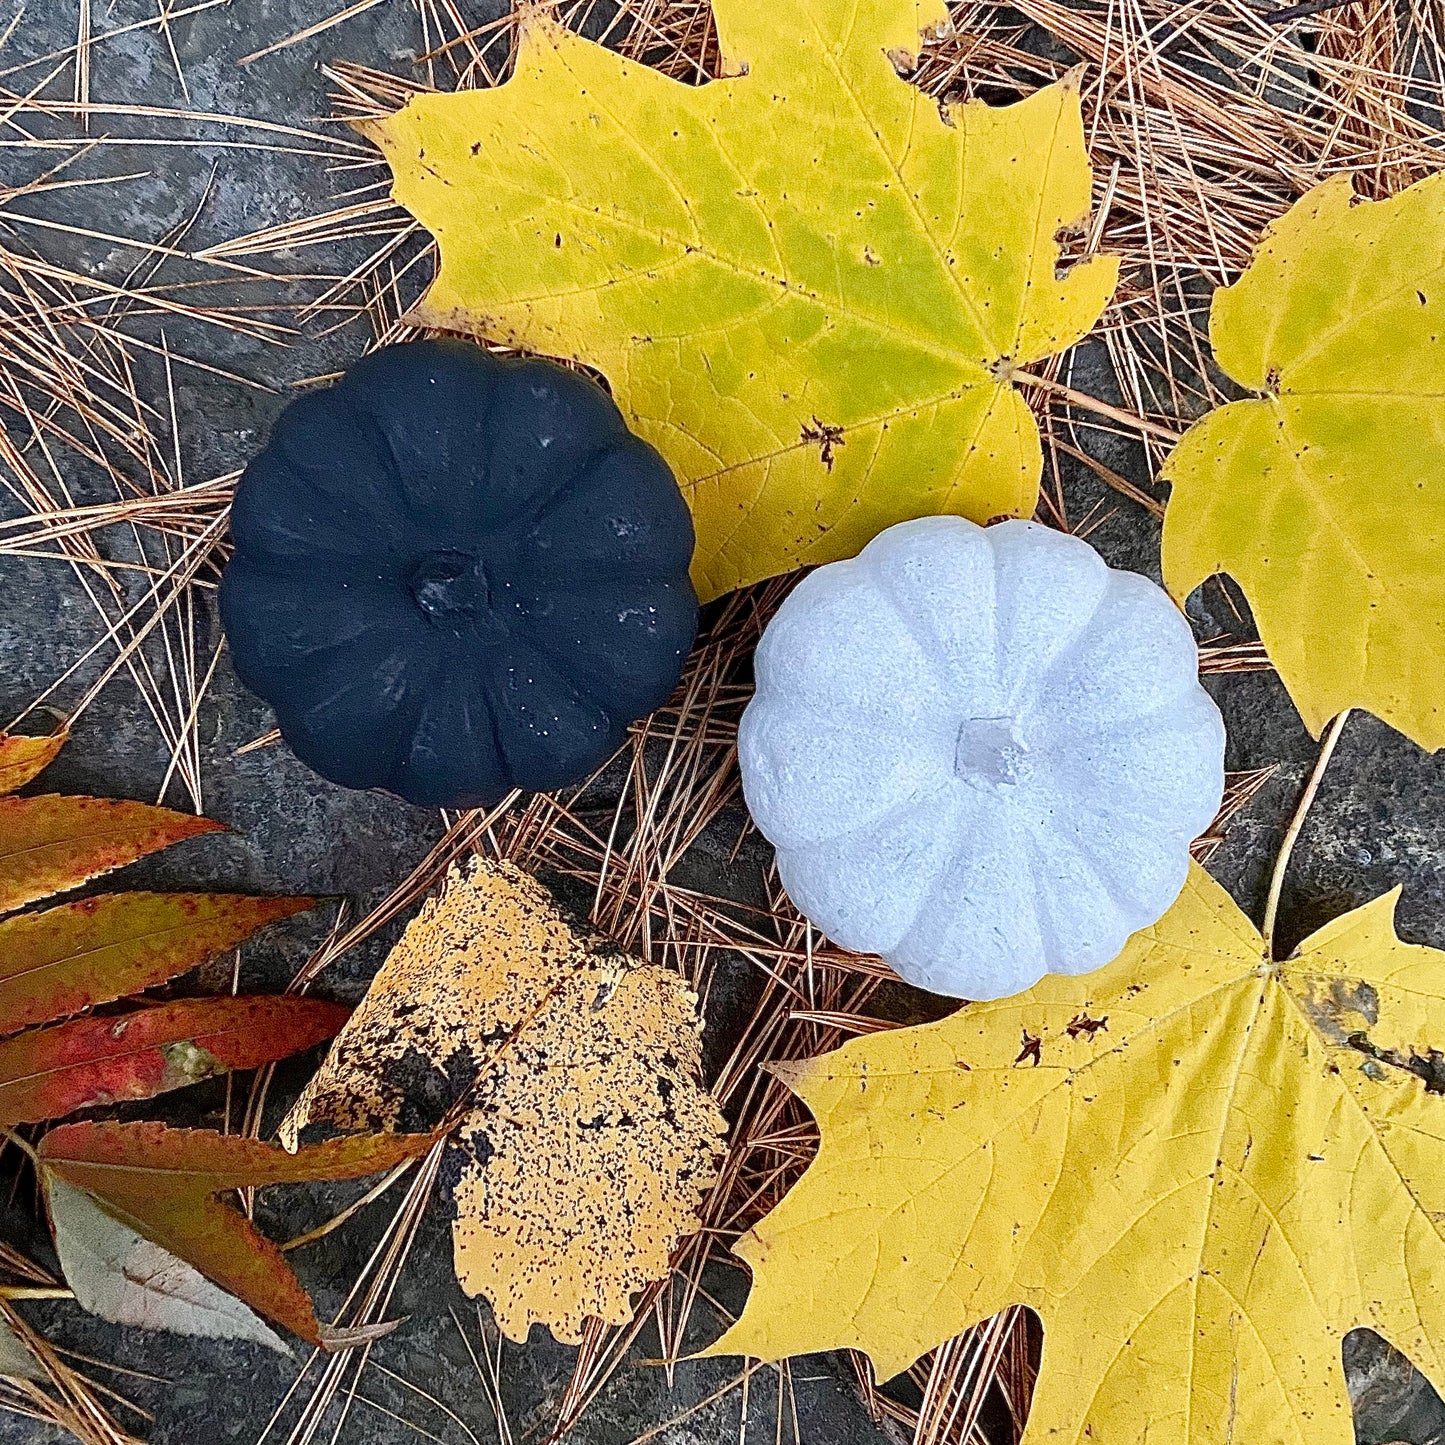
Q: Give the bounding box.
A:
[0,731,67,796]
[1162,172,1445,749]
[366,2,1118,600]
[713,863,1445,1444]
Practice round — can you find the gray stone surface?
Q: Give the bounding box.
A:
[1,1,1444,1443]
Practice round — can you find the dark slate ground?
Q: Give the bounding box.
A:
[1,1,1444,1442]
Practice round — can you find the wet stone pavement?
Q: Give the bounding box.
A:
[1,1,1445,1442]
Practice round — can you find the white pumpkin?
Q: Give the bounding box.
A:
[739,517,1226,1000]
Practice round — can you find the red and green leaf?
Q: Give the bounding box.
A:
[0,892,318,1035]
[0,732,67,797]
[0,795,226,916]
[39,1123,435,1345]
[0,996,351,1126]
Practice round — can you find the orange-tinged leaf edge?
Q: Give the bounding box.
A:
[0,996,351,1127]
[0,891,319,1035]
[0,731,68,796]
[39,1123,436,1345]
[0,795,228,917]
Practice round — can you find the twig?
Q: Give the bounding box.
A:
[1262,0,1357,24]
[1261,710,1351,960]
[1011,369,1184,443]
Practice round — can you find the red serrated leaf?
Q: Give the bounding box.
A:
[0,733,67,796]
[38,1123,434,1344]
[0,892,318,1035]
[0,996,351,1126]
[0,796,226,916]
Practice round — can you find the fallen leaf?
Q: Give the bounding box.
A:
[0,996,350,1127]
[0,731,68,796]
[38,1123,432,1346]
[1162,172,1445,749]
[287,859,727,1343]
[713,863,1445,1443]
[0,794,225,915]
[0,892,318,1035]
[46,1177,288,1355]
[0,1317,42,1382]
[366,1,1117,600]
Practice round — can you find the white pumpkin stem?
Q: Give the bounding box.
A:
[1260,709,1352,961]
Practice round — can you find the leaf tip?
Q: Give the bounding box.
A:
[0,729,71,796]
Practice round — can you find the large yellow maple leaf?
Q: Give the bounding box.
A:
[365,0,1118,600]
[713,863,1445,1443]
[1162,172,1445,751]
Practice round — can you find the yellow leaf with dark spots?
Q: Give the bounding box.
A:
[713,863,1445,1444]
[287,859,726,1344]
[365,0,1117,599]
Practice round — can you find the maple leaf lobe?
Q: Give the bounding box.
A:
[1162,170,1445,750]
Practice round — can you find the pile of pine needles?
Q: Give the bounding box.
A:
[2,1,1441,1442]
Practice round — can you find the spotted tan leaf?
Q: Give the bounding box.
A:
[287,859,727,1343]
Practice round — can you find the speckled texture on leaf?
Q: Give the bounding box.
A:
[1162,172,1445,750]
[288,859,727,1344]
[714,863,1445,1444]
[365,0,1118,601]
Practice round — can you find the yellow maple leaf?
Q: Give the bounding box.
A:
[364,0,1118,600]
[1162,172,1445,750]
[712,862,1445,1443]
[287,859,726,1344]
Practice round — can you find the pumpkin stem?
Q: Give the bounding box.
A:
[954,716,1032,790]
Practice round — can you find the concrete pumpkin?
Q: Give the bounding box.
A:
[739,517,1225,1000]
[221,341,697,808]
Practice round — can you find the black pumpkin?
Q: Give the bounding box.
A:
[220,340,698,808]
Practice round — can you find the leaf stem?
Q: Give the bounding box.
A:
[0,1130,37,1165]
[279,1159,413,1252]
[1261,709,1351,960]
[1010,370,1184,444]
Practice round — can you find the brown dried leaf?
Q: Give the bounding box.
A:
[0,1315,42,1382]
[287,860,727,1344]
